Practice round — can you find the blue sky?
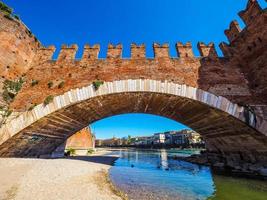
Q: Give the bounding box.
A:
[4,0,267,58]
[90,114,189,139]
[4,0,266,139]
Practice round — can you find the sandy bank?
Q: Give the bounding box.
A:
[0,153,125,200]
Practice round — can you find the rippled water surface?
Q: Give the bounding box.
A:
[109,149,267,200]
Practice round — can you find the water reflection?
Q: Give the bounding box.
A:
[109,149,267,200]
[160,149,168,169]
[109,149,214,200]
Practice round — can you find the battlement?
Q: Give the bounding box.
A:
[58,44,78,62]
[153,43,169,58]
[131,43,145,58]
[197,42,218,59]
[107,44,122,59]
[33,45,56,64]
[82,44,100,60]
[238,0,263,26]
[32,42,224,63]
[219,42,233,58]
[224,20,241,43]
[220,0,265,57]
[176,42,194,58]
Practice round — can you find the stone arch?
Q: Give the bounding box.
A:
[0,79,266,160]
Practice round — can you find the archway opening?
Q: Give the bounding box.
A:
[91,113,205,151]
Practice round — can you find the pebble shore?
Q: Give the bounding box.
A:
[0,152,124,200]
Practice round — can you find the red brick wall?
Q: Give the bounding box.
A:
[0,13,40,79]
[65,127,94,149]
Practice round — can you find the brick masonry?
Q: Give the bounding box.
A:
[0,0,266,172]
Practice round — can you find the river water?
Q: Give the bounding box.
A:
[109,149,267,200]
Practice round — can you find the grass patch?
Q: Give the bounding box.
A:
[43,95,54,105]
[65,148,76,156]
[28,103,37,111]
[2,78,24,102]
[0,1,12,15]
[0,1,20,21]
[93,80,104,91]
[87,148,95,155]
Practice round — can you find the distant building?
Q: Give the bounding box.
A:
[171,131,189,146]
[188,131,203,145]
[95,137,127,147]
[153,133,165,145]
[95,129,204,148]
[133,136,153,146]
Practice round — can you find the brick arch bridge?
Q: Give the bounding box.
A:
[0,79,266,160]
[0,0,266,171]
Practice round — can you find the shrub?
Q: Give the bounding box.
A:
[92,81,104,90]
[4,14,13,20]
[65,148,75,156]
[58,81,65,89]
[2,90,14,102]
[0,1,13,15]
[2,78,24,102]
[0,1,18,21]
[47,81,53,88]
[13,14,19,20]
[28,103,37,111]
[31,79,39,86]
[87,149,94,155]
[0,108,12,117]
[43,95,54,105]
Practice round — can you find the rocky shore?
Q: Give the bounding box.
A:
[170,152,267,180]
[0,151,126,200]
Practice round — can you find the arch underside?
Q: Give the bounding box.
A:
[0,91,266,162]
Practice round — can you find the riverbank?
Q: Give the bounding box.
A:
[0,151,126,200]
[171,153,267,180]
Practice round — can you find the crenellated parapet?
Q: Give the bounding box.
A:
[176,42,194,58]
[238,0,263,26]
[197,42,218,59]
[224,20,241,43]
[131,43,146,58]
[33,45,56,64]
[218,0,266,106]
[82,44,100,60]
[31,42,224,64]
[153,43,169,58]
[219,0,265,57]
[58,44,78,62]
[219,42,233,58]
[107,44,122,59]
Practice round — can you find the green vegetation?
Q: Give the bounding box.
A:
[47,81,53,88]
[0,106,12,117]
[2,78,24,102]
[0,1,12,15]
[43,95,54,105]
[65,148,75,156]
[13,14,19,20]
[92,80,104,90]
[87,148,94,155]
[0,1,19,21]
[28,103,37,111]
[58,81,65,89]
[31,79,39,87]
[0,77,23,126]
[127,135,135,145]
